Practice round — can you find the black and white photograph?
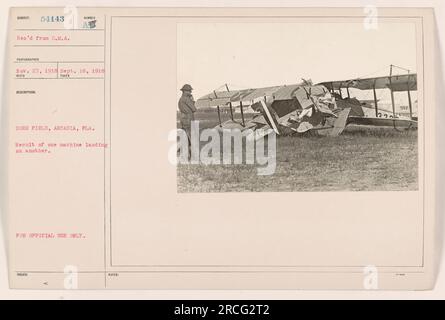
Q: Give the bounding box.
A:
[177,21,419,193]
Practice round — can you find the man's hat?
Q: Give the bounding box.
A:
[181,84,193,91]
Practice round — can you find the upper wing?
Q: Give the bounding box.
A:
[196,84,331,109]
[195,89,252,108]
[319,74,417,92]
[195,86,284,108]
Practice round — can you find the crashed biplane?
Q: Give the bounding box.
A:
[195,68,418,138]
[196,83,350,138]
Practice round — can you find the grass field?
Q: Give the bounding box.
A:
[177,124,418,193]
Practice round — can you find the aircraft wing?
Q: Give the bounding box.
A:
[195,89,253,108]
[320,74,417,92]
[237,86,283,101]
[196,84,331,109]
[196,86,285,108]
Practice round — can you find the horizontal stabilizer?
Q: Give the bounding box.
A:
[329,108,351,137]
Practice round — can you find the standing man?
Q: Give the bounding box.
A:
[178,84,197,155]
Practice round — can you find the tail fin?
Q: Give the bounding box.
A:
[329,108,351,137]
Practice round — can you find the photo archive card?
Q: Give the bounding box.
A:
[1,7,440,290]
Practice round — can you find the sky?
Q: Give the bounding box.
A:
[177,21,418,103]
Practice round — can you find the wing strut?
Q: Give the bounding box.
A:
[240,101,246,126]
[338,82,343,99]
[228,102,234,121]
[214,90,222,127]
[407,74,413,120]
[389,65,406,132]
[389,65,397,119]
[225,84,235,121]
[217,106,222,127]
[373,79,379,117]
